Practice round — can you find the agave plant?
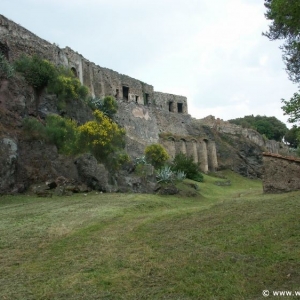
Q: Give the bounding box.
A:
[175,170,186,181]
[156,165,174,183]
[135,155,147,165]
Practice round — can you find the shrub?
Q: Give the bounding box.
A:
[172,152,203,182]
[14,55,56,91]
[105,151,130,172]
[22,117,46,139]
[45,115,80,155]
[78,109,126,162]
[144,144,169,169]
[0,53,14,79]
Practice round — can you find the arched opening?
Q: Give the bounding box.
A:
[71,67,78,78]
[168,101,174,112]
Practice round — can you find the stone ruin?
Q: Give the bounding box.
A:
[263,153,300,193]
[0,13,295,194]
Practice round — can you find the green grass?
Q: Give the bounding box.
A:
[0,171,299,299]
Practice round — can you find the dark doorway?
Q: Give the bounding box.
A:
[0,41,9,60]
[169,101,174,112]
[177,103,183,113]
[144,93,149,105]
[123,86,129,101]
[135,96,139,103]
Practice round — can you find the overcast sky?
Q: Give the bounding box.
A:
[2,0,297,126]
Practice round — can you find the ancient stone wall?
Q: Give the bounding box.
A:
[154,91,188,114]
[0,14,186,115]
[159,135,217,173]
[198,115,289,155]
[0,14,216,176]
[262,153,300,193]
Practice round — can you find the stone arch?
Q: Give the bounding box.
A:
[166,136,176,159]
[71,67,78,78]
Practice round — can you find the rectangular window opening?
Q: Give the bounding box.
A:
[136,95,139,103]
[122,86,129,101]
[144,93,149,105]
[169,101,174,112]
[177,103,183,113]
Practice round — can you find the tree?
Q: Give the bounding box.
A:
[228,115,288,141]
[264,0,300,123]
[144,144,169,169]
[263,0,300,83]
[284,125,300,148]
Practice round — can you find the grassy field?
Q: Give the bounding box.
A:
[0,171,299,299]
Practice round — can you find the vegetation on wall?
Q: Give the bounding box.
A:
[47,67,88,103]
[14,55,56,113]
[86,95,118,118]
[23,110,126,167]
[78,109,126,162]
[228,115,288,141]
[0,53,14,79]
[14,55,89,113]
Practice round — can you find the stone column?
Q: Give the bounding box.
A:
[198,140,208,173]
[207,141,218,172]
[186,140,198,163]
[161,139,176,159]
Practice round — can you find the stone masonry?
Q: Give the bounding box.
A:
[262,153,300,193]
[1,13,291,181]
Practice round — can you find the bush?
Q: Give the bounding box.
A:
[78,109,126,162]
[0,53,14,79]
[144,144,169,169]
[14,55,56,91]
[105,151,130,172]
[45,115,80,155]
[23,115,80,155]
[22,117,46,139]
[171,153,203,182]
